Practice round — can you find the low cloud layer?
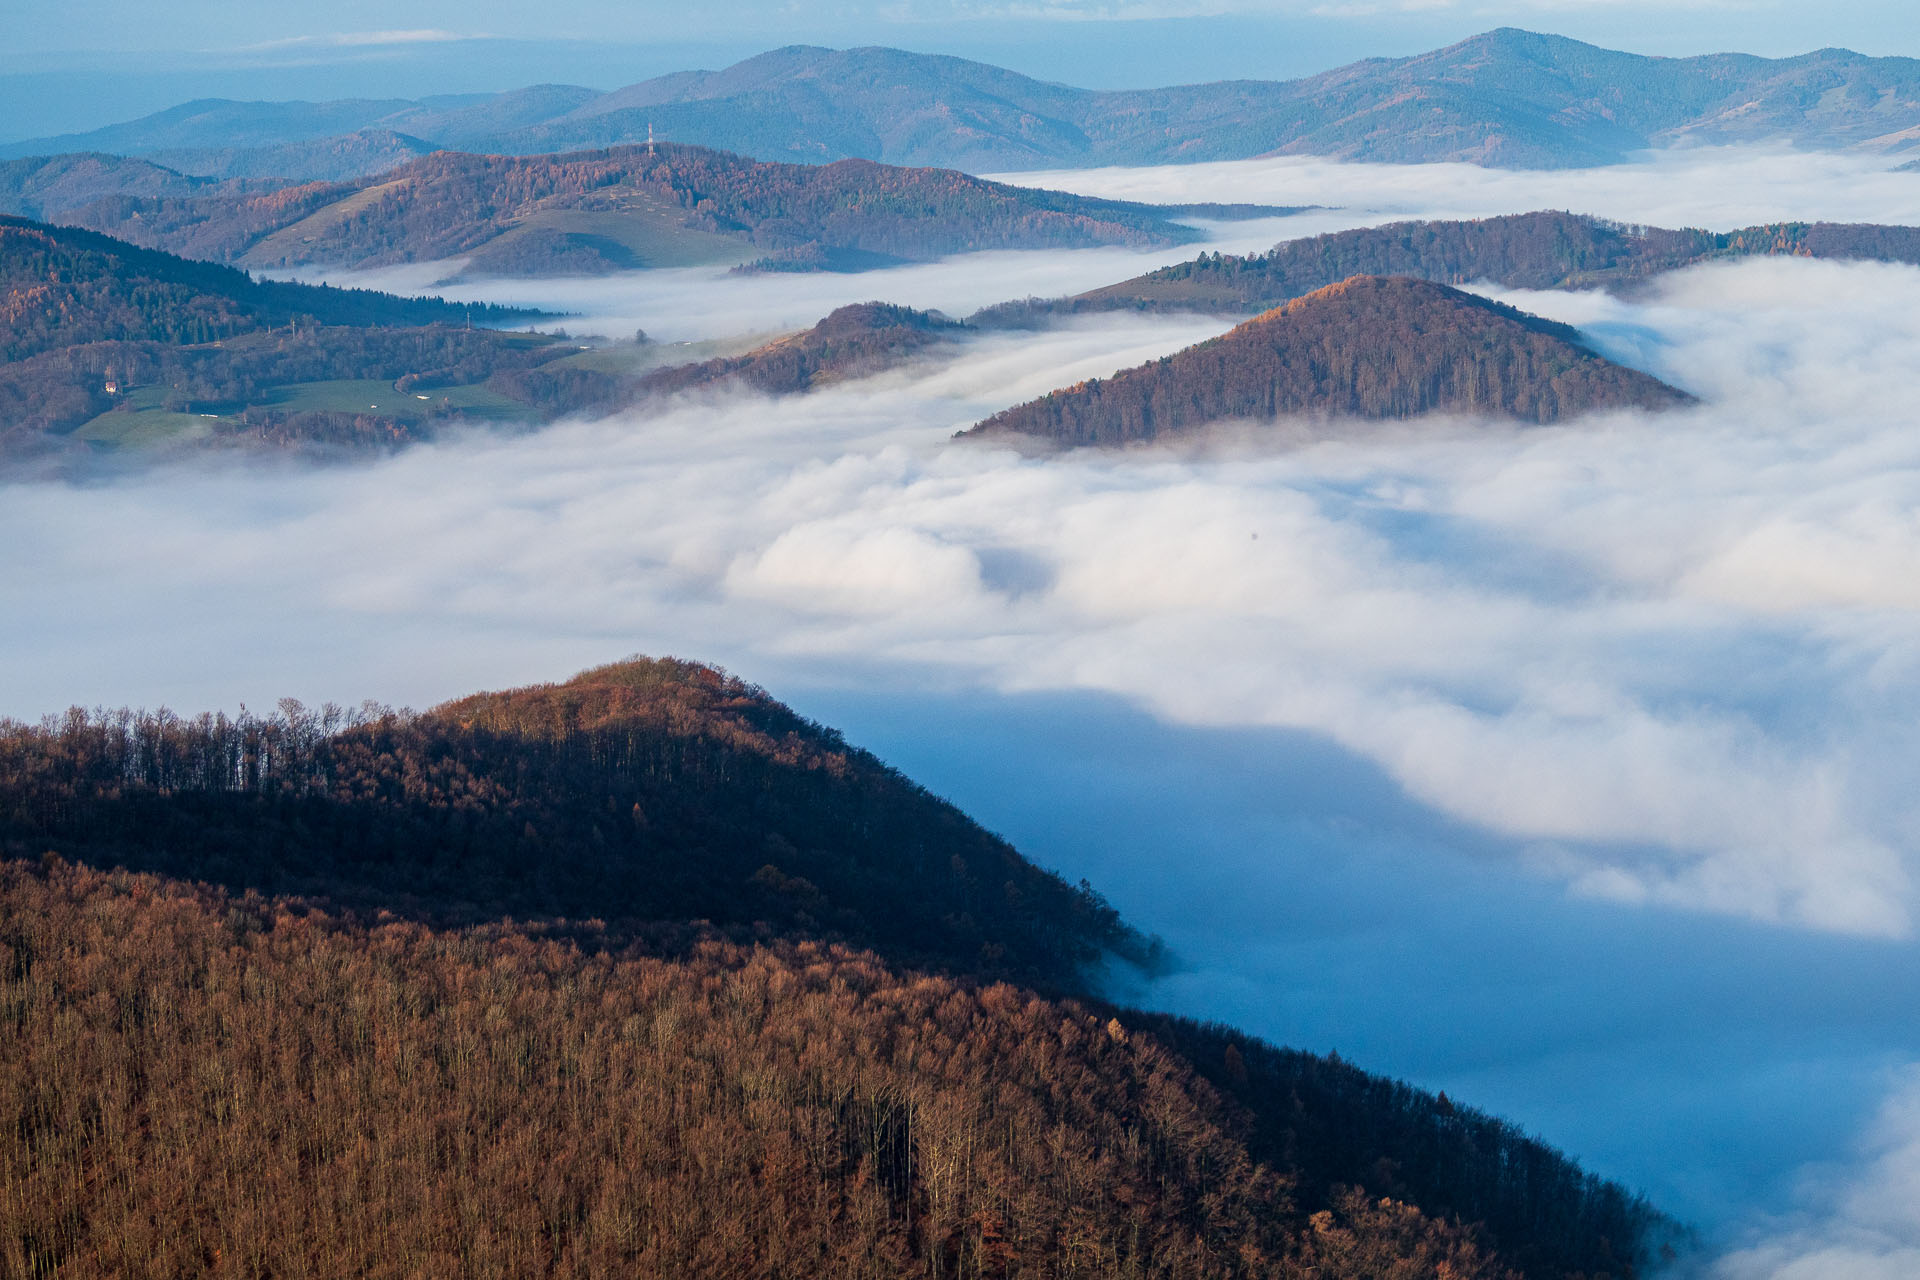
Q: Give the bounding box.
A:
[995,147,1920,236]
[1717,1068,1920,1279]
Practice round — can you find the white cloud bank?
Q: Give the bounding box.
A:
[9,251,1920,940]
[1718,1068,1920,1280]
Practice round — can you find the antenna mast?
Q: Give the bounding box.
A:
[648,122,656,156]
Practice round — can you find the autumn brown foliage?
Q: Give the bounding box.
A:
[0,856,1555,1280]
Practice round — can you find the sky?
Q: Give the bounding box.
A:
[8,146,1920,1276]
[1,0,1917,140]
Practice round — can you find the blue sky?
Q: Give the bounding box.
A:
[2,0,1916,140]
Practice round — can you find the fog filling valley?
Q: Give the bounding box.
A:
[10,147,1920,1273]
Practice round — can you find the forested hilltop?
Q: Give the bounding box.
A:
[964,276,1692,447]
[976,212,1920,326]
[0,657,1678,1278]
[57,144,1213,276]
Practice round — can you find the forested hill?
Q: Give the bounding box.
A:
[975,212,1920,325]
[8,30,1920,173]
[963,275,1692,447]
[0,657,1679,1278]
[635,302,965,400]
[62,144,1208,275]
[0,214,529,364]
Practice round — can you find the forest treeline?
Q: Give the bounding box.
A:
[971,211,1920,325]
[963,275,1693,446]
[59,144,1205,274]
[0,657,1678,1278]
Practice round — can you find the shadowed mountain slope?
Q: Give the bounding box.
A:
[962,276,1692,447]
[0,657,1680,1278]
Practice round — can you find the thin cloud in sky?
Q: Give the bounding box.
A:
[234,29,491,52]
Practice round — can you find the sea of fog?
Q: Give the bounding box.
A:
[11,146,1920,1276]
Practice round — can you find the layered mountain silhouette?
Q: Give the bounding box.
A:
[0,656,1679,1277]
[962,276,1692,447]
[7,30,1919,176]
[974,211,1920,325]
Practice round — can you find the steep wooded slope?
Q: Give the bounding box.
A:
[963,276,1691,447]
[974,211,1920,325]
[0,657,1677,1278]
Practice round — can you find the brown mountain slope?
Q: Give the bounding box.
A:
[0,657,1676,1278]
[961,276,1692,448]
[61,143,1204,275]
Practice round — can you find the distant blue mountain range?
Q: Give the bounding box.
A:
[5,29,1920,180]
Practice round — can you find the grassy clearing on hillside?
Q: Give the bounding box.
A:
[259,378,527,421]
[71,408,219,448]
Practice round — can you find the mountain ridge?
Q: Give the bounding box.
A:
[48,143,1213,275]
[8,30,1919,177]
